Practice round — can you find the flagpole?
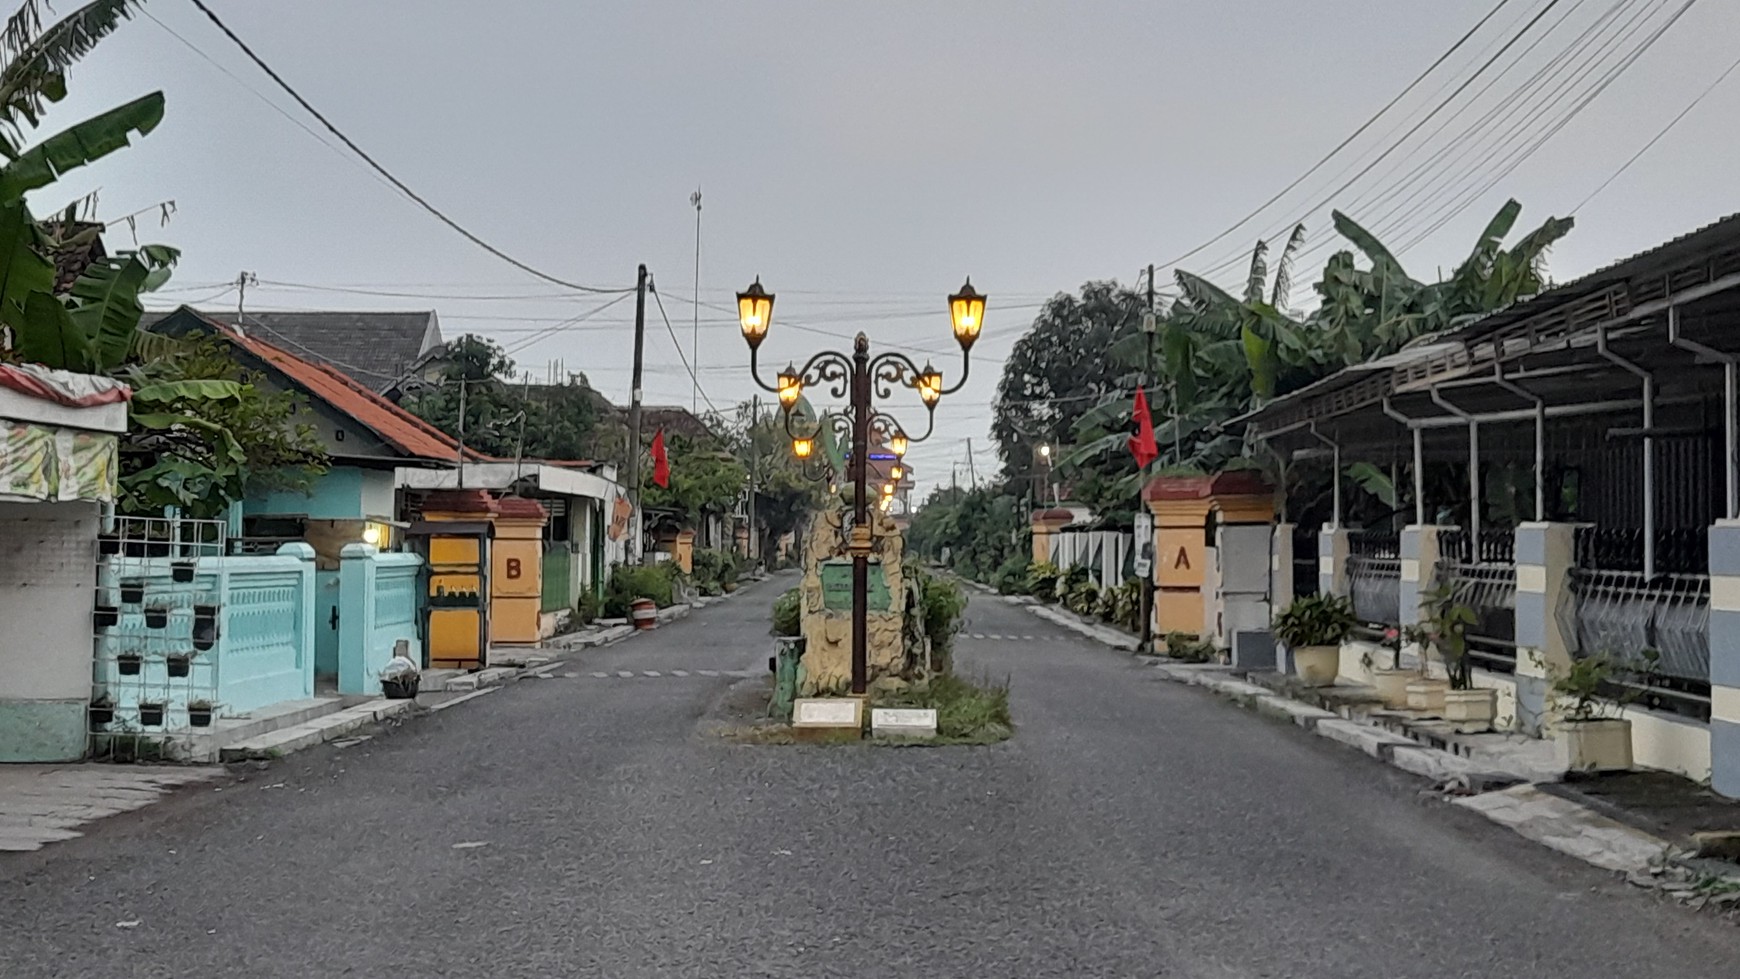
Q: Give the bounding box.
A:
[1139,264,1159,654]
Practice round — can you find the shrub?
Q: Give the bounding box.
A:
[1272,594,1357,649]
[918,571,966,665]
[992,556,1030,595]
[1109,579,1142,631]
[1064,579,1098,616]
[1025,561,1061,600]
[1164,630,1217,663]
[574,589,602,625]
[603,563,676,618]
[771,588,802,637]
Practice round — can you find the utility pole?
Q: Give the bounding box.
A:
[1139,263,1158,654]
[748,394,760,568]
[455,376,468,489]
[966,438,978,488]
[626,264,648,564]
[690,189,703,414]
[236,270,257,317]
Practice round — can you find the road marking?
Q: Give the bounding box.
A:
[699,669,720,677]
[671,670,690,677]
[1021,635,1034,640]
[591,672,610,678]
[643,670,661,677]
[971,633,987,639]
[617,671,634,678]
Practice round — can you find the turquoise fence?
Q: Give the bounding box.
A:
[95,543,317,728]
[338,545,424,696]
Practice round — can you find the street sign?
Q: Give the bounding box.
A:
[820,559,890,610]
[1133,510,1155,576]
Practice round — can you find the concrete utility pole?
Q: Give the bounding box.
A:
[966,438,978,488]
[690,188,702,413]
[748,394,760,568]
[626,264,648,563]
[235,270,257,317]
[1139,263,1159,654]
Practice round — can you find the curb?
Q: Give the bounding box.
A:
[1023,603,1139,651]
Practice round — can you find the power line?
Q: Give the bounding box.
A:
[500,293,637,356]
[646,276,719,414]
[183,0,632,296]
[1571,50,1740,212]
[1148,0,1525,274]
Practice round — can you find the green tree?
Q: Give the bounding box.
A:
[404,334,608,462]
[640,433,747,526]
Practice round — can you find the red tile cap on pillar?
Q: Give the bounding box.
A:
[423,489,500,515]
[494,496,549,520]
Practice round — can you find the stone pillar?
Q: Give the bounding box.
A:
[1147,485,1214,638]
[337,543,379,696]
[1319,527,1349,598]
[1708,520,1740,798]
[1213,496,1276,648]
[1030,508,1072,565]
[1271,523,1294,609]
[1399,525,1444,627]
[1514,522,1576,736]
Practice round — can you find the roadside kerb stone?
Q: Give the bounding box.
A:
[1456,785,1670,874]
[1315,718,1420,759]
[1024,604,1139,650]
[1254,695,1336,730]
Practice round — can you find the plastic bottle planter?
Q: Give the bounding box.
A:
[120,581,145,605]
[187,702,215,728]
[89,699,115,728]
[192,605,220,651]
[137,702,165,727]
[167,653,193,678]
[171,560,196,583]
[94,605,119,630]
[144,605,171,630]
[116,652,143,676]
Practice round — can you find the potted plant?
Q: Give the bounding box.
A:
[89,695,115,729]
[1551,651,1656,774]
[171,559,196,583]
[1368,626,1417,709]
[186,699,215,728]
[192,604,220,650]
[166,652,193,678]
[144,604,171,629]
[1272,595,1357,686]
[1411,581,1494,731]
[116,650,143,676]
[137,701,165,726]
[120,580,145,605]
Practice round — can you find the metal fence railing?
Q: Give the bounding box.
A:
[1346,530,1401,630]
[1438,528,1518,674]
[1292,525,1319,601]
[1557,569,1711,721]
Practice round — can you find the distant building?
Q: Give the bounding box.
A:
[141,309,444,397]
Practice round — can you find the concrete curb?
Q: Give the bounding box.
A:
[1024,603,1139,651]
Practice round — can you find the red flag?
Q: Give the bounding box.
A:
[650,429,671,488]
[1127,386,1159,469]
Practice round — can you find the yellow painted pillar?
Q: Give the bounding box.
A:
[1030,508,1073,565]
[420,489,498,670]
[1144,477,1214,638]
[489,496,548,645]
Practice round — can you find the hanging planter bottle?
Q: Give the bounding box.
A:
[144,605,170,630]
[192,604,220,651]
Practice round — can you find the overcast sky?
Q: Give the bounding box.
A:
[39,0,1740,494]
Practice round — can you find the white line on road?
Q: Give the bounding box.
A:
[672,670,689,677]
[643,670,661,677]
[699,669,720,676]
[617,671,634,678]
[591,672,610,678]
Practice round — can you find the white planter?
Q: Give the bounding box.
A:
[1443,687,1497,733]
[1292,645,1340,687]
[1405,677,1449,713]
[1370,668,1413,709]
[1557,718,1634,773]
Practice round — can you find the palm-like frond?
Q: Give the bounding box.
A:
[0,1,146,152]
[1244,238,1269,305]
[1331,209,1413,283]
[1270,223,1306,313]
[1453,198,1521,285]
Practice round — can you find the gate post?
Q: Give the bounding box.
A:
[1708,519,1740,797]
[1514,523,1577,736]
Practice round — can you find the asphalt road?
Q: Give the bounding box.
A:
[3,574,1736,977]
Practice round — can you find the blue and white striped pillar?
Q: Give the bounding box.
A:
[1319,527,1349,598]
[1399,526,1443,627]
[1513,523,1575,736]
[1708,520,1740,798]
[1271,523,1294,607]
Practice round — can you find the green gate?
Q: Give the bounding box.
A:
[541,541,572,612]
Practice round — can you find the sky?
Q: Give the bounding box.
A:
[35,0,1740,496]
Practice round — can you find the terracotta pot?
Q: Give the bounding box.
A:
[1443,687,1497,733]
[1557,717,1633,773]
[630,598,658,631]
[1291,645,1340,686]
[1406,677,1450,714]
[1370,669,1414,709]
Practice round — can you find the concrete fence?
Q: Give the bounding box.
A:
[337,544,424,696]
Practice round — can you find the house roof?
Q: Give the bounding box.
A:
[141,309,442,393]
[153,307,477,464]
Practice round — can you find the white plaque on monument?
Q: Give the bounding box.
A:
[793,698,862,727]
[871,707,938,737]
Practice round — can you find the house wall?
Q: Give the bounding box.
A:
[0,501,99,762]
[248,467,396,520]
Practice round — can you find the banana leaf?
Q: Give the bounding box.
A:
[17,287,90,370]
[0,90,162,198]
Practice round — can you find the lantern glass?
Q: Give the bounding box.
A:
[889,433,909,457]
[792,437,813,459]
[918,369,942,407]
[890,465,903,481]
[738,278,773,348]
[777,365,802,409]
[949,278,985,350]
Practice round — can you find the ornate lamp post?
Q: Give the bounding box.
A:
[741,276,984,695]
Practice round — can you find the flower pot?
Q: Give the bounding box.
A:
[117,653,142,676]
[1557,717,1633,773]
[120,581,145,605]
[137,704,165,726]
[188,708,213,728]
[1406,677,1450,714]
[94,605,119,630]
[381,675,420,699]
[192,605,219,650]
[630,598,658,631]
[144,607,169,629]
[723,580,738,594]
[171,561,196,583]
[1443,687,1498,733]
[1291,645,1340,686]
[89,703,114,728]
[167,655,192,679]
[1370,668,1414,709]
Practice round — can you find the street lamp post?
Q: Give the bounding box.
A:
[740,277,984,695]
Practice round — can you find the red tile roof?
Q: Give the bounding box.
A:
[205,314,479,464]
